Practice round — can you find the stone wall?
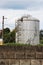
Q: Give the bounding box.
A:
[0,46,43,65]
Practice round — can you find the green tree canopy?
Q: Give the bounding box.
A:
[3,28,10,34]
[3,28,16,43]
[40,30,43,40]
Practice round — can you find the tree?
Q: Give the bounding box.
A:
[3,28,10,34]
[40,30,43,40]
[40,30,43,44]
[10,29,16,43]
[3,33,10,43]
[3,28,16,43]
[3,28,10,43]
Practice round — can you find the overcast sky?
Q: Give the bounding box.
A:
[0,0,43,30]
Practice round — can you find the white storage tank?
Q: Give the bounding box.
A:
[15,15,40,45]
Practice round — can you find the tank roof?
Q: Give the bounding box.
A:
[17,15,40,22]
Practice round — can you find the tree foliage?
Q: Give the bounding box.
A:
[40,30,43,40]
[40,30,43,44]
[10,29,16,43]
[3,28,10,34]
[3,28,16,43]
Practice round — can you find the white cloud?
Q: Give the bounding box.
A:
[0,0,43,10]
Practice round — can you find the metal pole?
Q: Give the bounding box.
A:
[2,16,4,44]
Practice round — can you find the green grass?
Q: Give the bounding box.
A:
[3,43,31,46]
[37,44,43,46]
[3,41,43,46]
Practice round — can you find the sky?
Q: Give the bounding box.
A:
[0,0,43,30]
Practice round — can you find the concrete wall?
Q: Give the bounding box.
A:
[0,46,43,65]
